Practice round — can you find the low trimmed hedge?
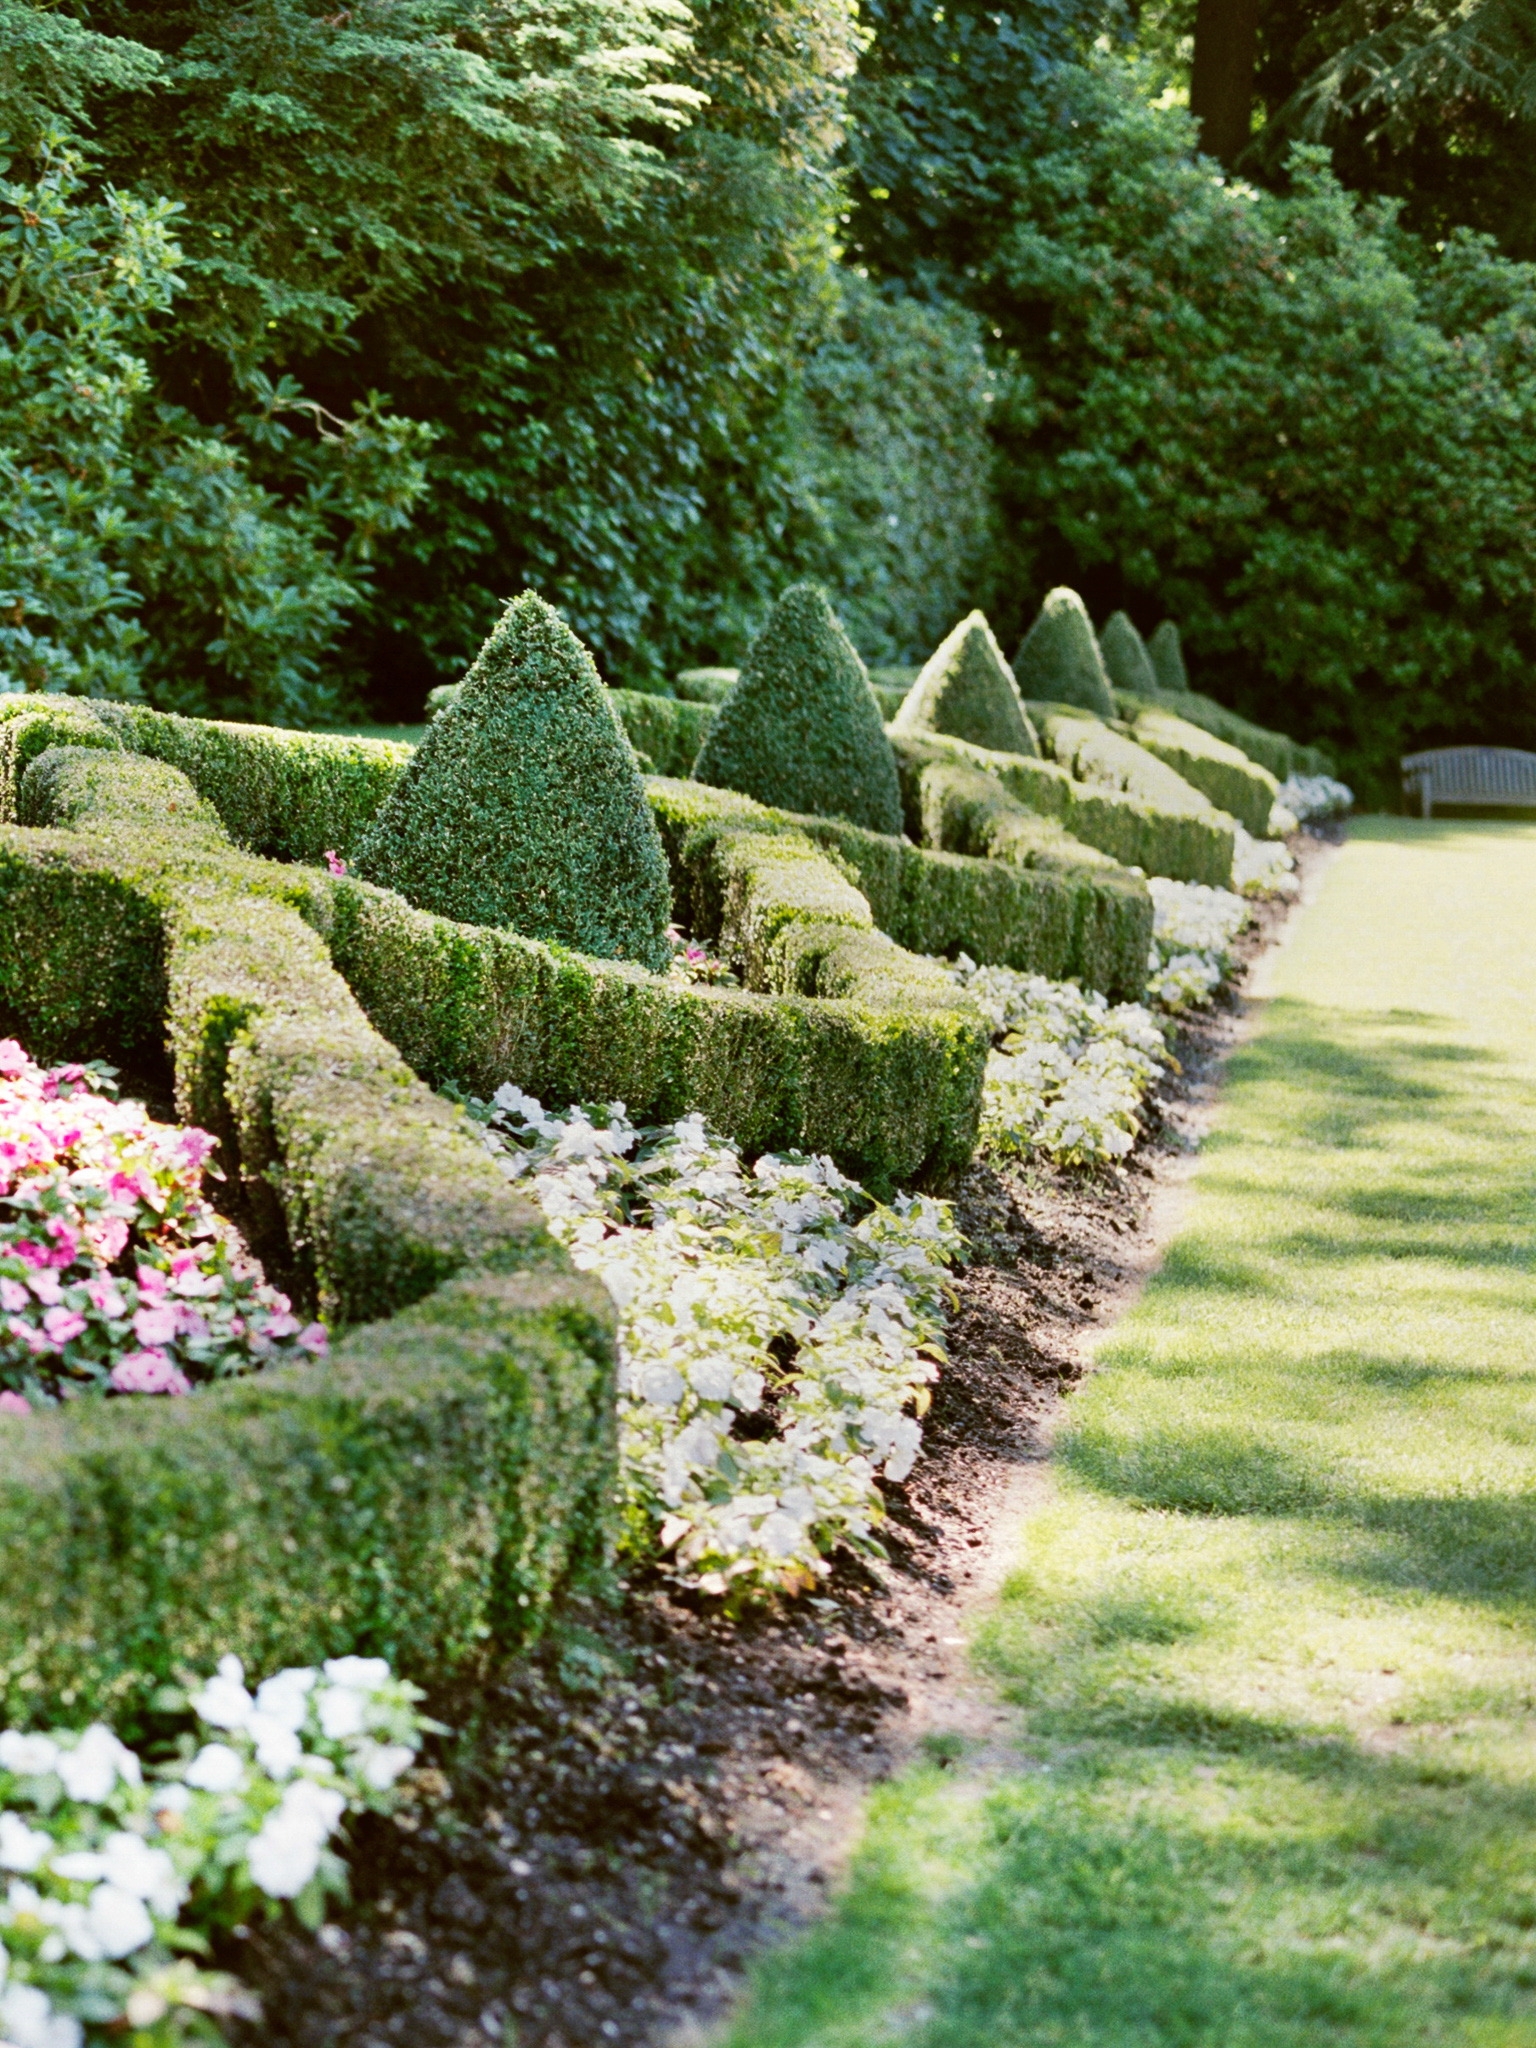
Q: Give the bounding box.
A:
[612,690,717,778]
[322,782,989,1192]
[1028,710,1236,887]
[890,728,1235,889]
[0,1269,613,1729]
[1122,687,1333,783]
[648,779,1150,1006]
[0,742,618,1724]
[1113,696,1279,836]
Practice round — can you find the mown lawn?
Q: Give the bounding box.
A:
[722,820,1536,2048]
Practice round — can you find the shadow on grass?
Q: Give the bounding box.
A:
[730,1686,1536,2048]
[914,1721,1536,2048]
[1060,1425,1331,1519]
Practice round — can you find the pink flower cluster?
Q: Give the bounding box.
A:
[0,1041,327,1414]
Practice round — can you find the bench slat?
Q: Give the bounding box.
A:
[1401,747,1536,816]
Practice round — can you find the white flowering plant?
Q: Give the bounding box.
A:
[1145,877,1250,1013]
[1276,772,1353,823]
[947,959,1170,1167]
[459,1090,962,1601]
[0,1656,431,2047]
[1231,823,1299,899]
[0,1041,325,1414]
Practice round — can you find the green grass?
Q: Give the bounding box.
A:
[721,819,1536,2048]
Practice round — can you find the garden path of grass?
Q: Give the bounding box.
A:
[721,819,1536,2048]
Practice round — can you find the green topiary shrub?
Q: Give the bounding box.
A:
[1148,620,1188,695]
[354,592,673,972]
[893,611,1039,758]
[691,583,904,837]
[1099,612,1160,698]
[1014,588,1116,719]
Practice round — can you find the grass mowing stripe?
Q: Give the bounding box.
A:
[722,820,1536,2048]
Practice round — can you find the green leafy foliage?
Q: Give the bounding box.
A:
[982,58,1536,786]
[893,609,1038,756]
[693,582,904,835]
[0,132,431,719]
[356,592,673,969]
[1014,588,1116,719]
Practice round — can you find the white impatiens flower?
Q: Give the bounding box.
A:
[0,1653,430,2048]
[321,1657,390,1692]
[253,1667,316,1731]
[246,1714,303,1778]
[54,1726,140,1803]
[316,1687,367,1742]
[0,1979,83,2048]
[0,1733,60,1780]
[353,1741,415,1792]
[184,1742,246,1794]
[0,1814,49,1873]
[464,1092,962,1594]
[190,1654,255,1733]
[245,1779,347,1899]
[83,1881,154,1959]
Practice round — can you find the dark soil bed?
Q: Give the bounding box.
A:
[225,835,1333,2048]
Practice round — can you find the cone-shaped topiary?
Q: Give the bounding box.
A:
[1148,620,1189,695]
[1013,588,1116,719]
[1099,612,1159,699]
[692,583,903,835]
[893,610,1039,758]
[354,591,673,970]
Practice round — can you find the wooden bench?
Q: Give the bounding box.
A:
[1401,747,1536,818]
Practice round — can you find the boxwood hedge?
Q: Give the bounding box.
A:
[0,740,617,1726]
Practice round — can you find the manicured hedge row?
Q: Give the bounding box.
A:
[647,777,1152,1005]
[319,791,989,1191]
[1121,688,1333,783]
[429,680,720,779]
[0,1269,613,1728]
[889,728,1235,889]
[1112,696,1278,834]
[0,740,618,1722]
[610,689,716,778]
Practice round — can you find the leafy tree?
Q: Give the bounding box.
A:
[0,127,431,715]
[981,56,1536,785]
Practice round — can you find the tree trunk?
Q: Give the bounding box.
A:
[1189,0,1262,166]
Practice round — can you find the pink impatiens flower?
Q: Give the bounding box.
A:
[134,1265,168,1301]
[41,1307,86,1346]
[324,850,348,877]
[176,1127,218,1170]
[0,1040,27,1078]
[0,1391,29,1416]
[296,1323,328,1355]
[132,1304,178,1349]
[85,1277,126,1319]
[27,1270,62,1306]
[110,1351,192,1396]
[0,1278,27,1314]
[88,1217,130,1263]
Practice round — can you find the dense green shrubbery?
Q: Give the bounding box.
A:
[978,60,1536,787]
[0,0,998,718]
[693,583,904,835]
[893,610,1038,757]
[356,594,672,969]
[0,135,428,717]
